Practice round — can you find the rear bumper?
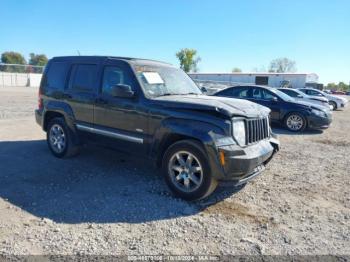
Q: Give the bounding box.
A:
[210,135,279,182]
[35,109,44,128]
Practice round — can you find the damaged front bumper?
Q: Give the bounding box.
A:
[210,134,280,183]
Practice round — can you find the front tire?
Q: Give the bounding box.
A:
[47,117,80,158]
[162,139,218,201]
[329,101,337,110]
[284,112,306,132]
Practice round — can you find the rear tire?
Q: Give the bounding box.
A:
[47,117,80,158]
[284,112,306,132]
[162,139,218,201]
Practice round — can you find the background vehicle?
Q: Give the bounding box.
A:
[299,88,348,110]
[214,85,332,132]
[278,88,331,110]
[331,90,346,95]
[35,56,279,201]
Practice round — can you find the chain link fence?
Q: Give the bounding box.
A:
[0,63,44,87]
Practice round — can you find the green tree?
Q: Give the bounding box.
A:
[326,82,350,92]
[29,53,48,73]
[326,82,337,90]
[338,82,349,91]
[232,67,242,72]
[176,48,201,73]
[29,53,48,66]
[268,57,296,73]
[1,51,27,72]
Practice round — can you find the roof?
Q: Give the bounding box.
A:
[51,56,172,66]
[189,72,318,76]
[216,84,276,93]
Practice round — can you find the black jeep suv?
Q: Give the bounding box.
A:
[35,56,279,200]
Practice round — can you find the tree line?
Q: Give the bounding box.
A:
[176,48,297,74]
[0,51,48,73]
[175,48,349,91]
[2,50,347,91]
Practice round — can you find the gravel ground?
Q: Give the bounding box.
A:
[0,87,349,256]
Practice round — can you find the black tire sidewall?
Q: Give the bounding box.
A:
[330,101,337,110]
[162,140,215,201]
[46,118,70,158]
[284,112,306,132]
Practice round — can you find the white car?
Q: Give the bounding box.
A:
[299,88,348,110]
[278,88,331,110]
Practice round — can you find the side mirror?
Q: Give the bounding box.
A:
[111,84,134,98]
[201,86,207,93]
[272,96,278,102]
[297,94,303,98]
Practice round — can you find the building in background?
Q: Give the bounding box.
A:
[189,72,320,89]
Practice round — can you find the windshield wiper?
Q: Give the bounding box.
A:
[180,92,201,95]
[156,93,176,97]
[156,92,200,97]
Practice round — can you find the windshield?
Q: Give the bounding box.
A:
[270,88,295,102]
[132,64,202,98]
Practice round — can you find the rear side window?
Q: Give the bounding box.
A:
[70,64,98,92]
[44,62,69,90]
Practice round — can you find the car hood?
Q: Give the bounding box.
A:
[290,99,329,111]
[328,94,348,102]
[308,96,328,102]
[153,94,270,118]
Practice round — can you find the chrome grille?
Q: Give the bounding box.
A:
[246,117,270,144]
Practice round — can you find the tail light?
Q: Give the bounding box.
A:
[38,88,43,109]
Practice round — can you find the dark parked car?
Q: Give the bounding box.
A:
[35,56,279,201]
[214,85,332,132]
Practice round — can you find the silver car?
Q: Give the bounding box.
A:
[299,88,348,110]
[278,88,331,110]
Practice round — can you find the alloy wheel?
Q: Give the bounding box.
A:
[286,114,304,131]
[168,151,203,193]
[49,124,66,153]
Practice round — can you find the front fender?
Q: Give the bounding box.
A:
[152,117,232,178]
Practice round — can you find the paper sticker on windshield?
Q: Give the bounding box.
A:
[142,72,164,84]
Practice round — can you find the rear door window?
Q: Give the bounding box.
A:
[44,62,69,90]
[252,88,263,99]
[70,64,98,92]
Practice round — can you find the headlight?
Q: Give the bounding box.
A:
[311,109,326,117]
[232,120,246,146]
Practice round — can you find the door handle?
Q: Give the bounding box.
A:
[95,98,108,104]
